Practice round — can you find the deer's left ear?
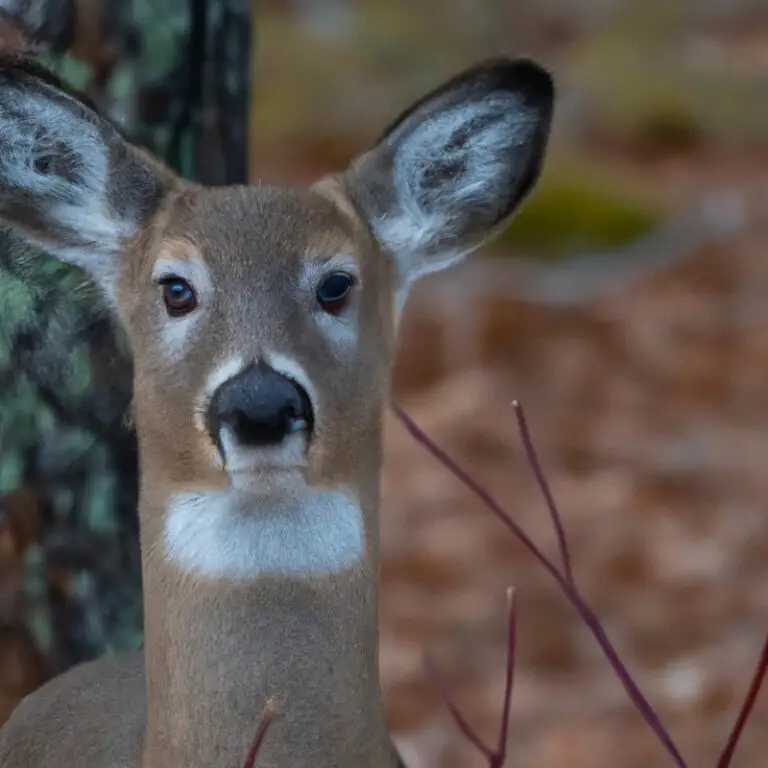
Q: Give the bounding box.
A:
[341,58,554,288]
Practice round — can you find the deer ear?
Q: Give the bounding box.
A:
[0,58,172,299]
[342,58,554,288]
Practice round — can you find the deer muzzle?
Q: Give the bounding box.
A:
[205,360,314,454]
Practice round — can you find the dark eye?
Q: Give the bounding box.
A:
[159,277,197,317]
[316,272,354,314]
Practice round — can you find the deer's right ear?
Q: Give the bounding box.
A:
[0,60,172,297]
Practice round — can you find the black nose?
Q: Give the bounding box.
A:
[206,361,314,448]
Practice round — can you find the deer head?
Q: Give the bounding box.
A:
[0,54,553,569]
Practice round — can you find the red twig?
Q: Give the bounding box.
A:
[494,587,517,767]
[716,633,768,768]
[242,698,280,768]
[424,587,518,767]
[393,402,689,768]
[512,402,574,584]
[510,402,687,766]
[424,652,495,760]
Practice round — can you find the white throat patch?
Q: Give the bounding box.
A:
[163,487,365,579]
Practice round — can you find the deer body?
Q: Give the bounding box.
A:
[0,11,554,765]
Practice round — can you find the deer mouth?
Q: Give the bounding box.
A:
[219,427,311,478]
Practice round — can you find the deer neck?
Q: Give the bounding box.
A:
[137,461,394,768]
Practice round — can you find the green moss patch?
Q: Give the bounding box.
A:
[497,156,663,259]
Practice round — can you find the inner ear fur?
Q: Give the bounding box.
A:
[339,57,555,283]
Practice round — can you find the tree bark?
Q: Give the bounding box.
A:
[0,0,253,719]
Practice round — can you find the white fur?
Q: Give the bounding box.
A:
[218,426,307,474]
[372,95,538,284]
[192,355,247,435]
[164,488,365,579]
[152,254,212,288]
[204,355,248,395]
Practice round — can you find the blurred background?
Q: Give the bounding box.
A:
[2,1,768,766]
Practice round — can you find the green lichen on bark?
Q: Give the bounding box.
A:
[0,0,252,676]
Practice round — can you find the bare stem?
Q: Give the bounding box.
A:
[716,633,768,768]
[511,402,574,584]
[393,403,688,768]
[423,651,495,760]
[423,586,519,768]
[242,698,280,768]
[493,587,518,768]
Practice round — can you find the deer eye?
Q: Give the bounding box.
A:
[159,277,197,317]
[316,272,354,314]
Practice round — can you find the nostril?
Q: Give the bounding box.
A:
[227,407,290,446]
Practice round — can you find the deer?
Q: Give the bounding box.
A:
[0,19,554,768]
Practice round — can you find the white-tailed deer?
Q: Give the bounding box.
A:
[0,18,554,768]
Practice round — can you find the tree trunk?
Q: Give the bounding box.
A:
[0,0,253,721]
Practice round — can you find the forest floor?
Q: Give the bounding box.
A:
[379,146,768,767]
[248,6,768,764]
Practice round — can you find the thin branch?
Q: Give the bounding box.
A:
[511,402,686,765]
[242,698,280,768]
[494,587,517,768]
[424,651,495,760]
[716,633,768,768]
[393,403,688,768]
[424,586,519,768]
[511,401,573,583]
[394,406,565,586]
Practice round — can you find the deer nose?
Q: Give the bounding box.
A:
[206,361,313,448]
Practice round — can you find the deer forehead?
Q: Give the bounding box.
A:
[145,185,368,281]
